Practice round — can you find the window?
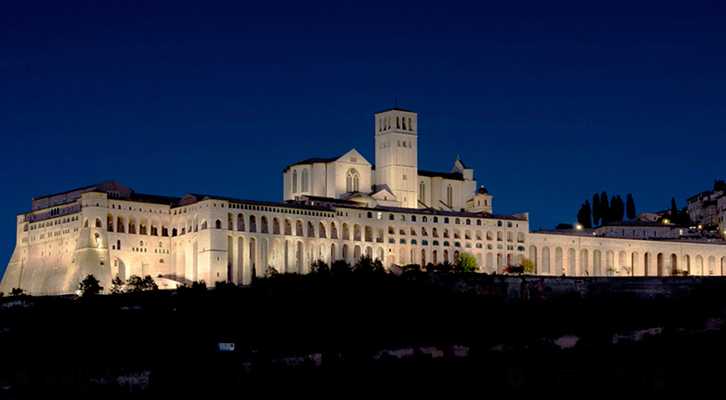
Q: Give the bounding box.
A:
[292,170,298,193]
[419,181,426,203]
[346,168,360,192]
[301,169,309,192]
[446,185,453,207]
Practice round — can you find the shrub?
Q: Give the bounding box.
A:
[78,274,103,297]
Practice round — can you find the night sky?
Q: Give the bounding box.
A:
[1,1,725,276]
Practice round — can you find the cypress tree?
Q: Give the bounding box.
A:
[592,193,601,226]
[600,192,610,225]
[670,197,678,221]
[613,195,624,222]
[626,193,636,220]
[577,200,592,229]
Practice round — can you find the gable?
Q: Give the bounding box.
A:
[336,149,371,166]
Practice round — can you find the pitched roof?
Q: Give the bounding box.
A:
[418,169,465,181]
[283,155,341,172]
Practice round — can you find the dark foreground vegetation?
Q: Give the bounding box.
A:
[2,265,726,397]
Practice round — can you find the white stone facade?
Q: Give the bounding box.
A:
[3,107,726,295]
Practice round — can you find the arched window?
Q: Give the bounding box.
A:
[346,169,360,192]
[95,218,102,228]
[215,219,222,229]
[301,169,309,192]
[292,170,298,193]
[446,185,453,207]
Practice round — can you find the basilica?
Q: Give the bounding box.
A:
[2,108,726,295]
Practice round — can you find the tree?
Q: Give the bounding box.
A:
[110,276,124,294]
[626,193,636,220]
[555,223,573,230]
[577,201,592,229]
[142,275,158,291]
[330,259,352,276]
[310,260,330,275]
[126,275,158,292]
[670,197,678,221]
[521,258,535,274]
[599,192,610,225]
[592,193,601,226]
[455,252,478,273]
[714,179,726,192]
[78,274,103,297]
[611,195,624,222]
[353,255,384,275]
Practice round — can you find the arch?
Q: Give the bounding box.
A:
[631,252,640,276]
[249,215,257,233]
[444,249,450,264]
[670,253,678,275]
[485,253,493,272]
[95,218,103,228]
[296,241,303,274]
[606,250,615,276]
[580,249,589,276]
[295,220,303,237]
[342,223,350,240]
[593,250,602,276]
[684,254,691,275]
[128,218,136,234]
[330,222,338,239]
[433,250,439,264]
[567,248,576,276]
[346,168,360,192]
[319,222,327,238]
[643,252,652,277]
[419,249,425,265]
[116,216,125,233]
[721,256,726,276]
[353,224,361,241]
[237,214,245,231]
[342,244,349,262]
[354,245,361,261]
[284,219,292,235]
[655,253,665,276]
[555,247,563,275]
[200,220,208,230]
[364,226,373,242]
[273,218,281,234]
[708,256,716,275]
[172,228,178,237]
[528,246,538,270]
[330,243,336,262]
[307,221,315,238]
[107,214,114,232]
[215,219,222,230]
[228,213,234,230]
[541,247,551,274]
[618,251,627,276]
[260,216,269,234]
[695,255,704,276]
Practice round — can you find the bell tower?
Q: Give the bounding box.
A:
[374,108,418,208]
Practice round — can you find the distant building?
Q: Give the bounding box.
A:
[687,183,725,228]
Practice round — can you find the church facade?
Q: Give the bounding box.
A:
[2,108,726,295]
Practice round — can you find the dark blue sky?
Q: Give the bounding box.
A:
[1,1,725,276]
